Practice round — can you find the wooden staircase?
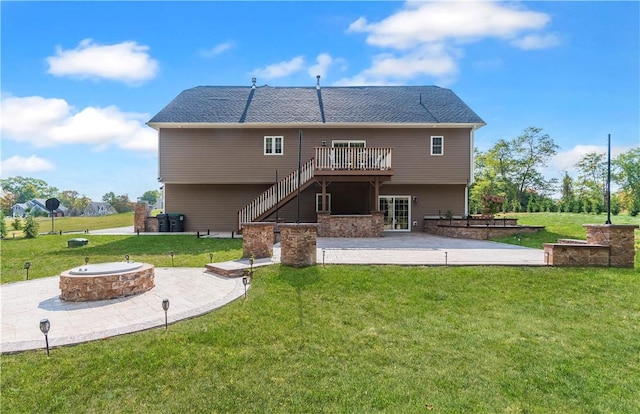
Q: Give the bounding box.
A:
[238,158,315,230]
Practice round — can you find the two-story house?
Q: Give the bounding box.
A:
[147,82,485,233]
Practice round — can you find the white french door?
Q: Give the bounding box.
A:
[379,196,410,231]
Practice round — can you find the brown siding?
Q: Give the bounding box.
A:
[159,127,472,185]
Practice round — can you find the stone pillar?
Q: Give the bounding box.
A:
[134,202,150,232]
[371,211,384,237]
[584,224,638,268]
[279,223,318,267]
[242,222,275,259]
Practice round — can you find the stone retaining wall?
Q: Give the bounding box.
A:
[423,218,542,240]
[544,224,638,268]
[317,212,384,237]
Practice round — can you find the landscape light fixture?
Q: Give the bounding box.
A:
[209,252,214,263]
[39,319,51,356]
[444,251,448,267]
[162,299,170,329]
[84,256,89,265]
[170,251,175,266]
[24,261,31,280]
[249,257,254,276]
[322,249,326,267]
[242,276,249,299]
[125,254,130,262]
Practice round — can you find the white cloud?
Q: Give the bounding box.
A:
[308,53,334,79]
[511,33,561,50]
[349,1,551,49]
[335,44,458,86]
[549,144,633,173]
[1,155,55,176]
[200,41,235,58]
[345,1,559,85]
[46,39,159,84]
[251,56,305,79]
[1,96,157,153]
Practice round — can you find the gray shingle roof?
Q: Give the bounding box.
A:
[148,85,484,125]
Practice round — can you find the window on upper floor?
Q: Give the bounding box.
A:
[431,136,444,156]
[264,136,283,155]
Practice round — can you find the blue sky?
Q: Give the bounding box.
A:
[1,1,638,201]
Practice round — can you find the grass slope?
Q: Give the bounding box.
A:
[0,235,243,284]
[2,265,639,412]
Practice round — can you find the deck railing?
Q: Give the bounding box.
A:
[314,147,393,171]
[238,158,315,230]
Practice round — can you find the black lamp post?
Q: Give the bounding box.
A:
[39,319,50,356]
[242,276,249,299]
[162,299,170,329]
[24,261,31,280]
[170,251,175,267]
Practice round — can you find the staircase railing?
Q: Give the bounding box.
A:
[238,158,315,230]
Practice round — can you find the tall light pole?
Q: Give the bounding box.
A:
[606,133,612,224]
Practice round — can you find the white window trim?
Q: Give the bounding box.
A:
[264,136,284,155]
[430,136,444,156]
[331,140,366,148]
[316,193,331,212]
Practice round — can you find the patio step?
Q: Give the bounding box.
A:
[205,257,275,278]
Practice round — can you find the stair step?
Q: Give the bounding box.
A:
[205,258,276,278]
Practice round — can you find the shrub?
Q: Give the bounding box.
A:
[0,211,6,239]
[23,215,39,238]
[11,218,23,230]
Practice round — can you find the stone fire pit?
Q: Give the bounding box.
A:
[59,262,155,302]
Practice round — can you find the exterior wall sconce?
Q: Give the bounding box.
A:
[412,196,418,202]
[321,140,327,147]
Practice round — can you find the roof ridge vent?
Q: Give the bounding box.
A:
[251,77,257,89]
[316,75,321,90]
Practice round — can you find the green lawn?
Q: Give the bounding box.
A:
[0,234,243,284]
[1,212,639,412]
[4,212,135,238]
[2,265,639,413]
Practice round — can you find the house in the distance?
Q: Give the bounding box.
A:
[11,199,67,217]
[83,202,117,217]
[147,81,485,233]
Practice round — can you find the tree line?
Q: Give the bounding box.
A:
[0,177,160,217]
[471,126,639,216]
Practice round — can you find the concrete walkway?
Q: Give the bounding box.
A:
[1,268,245,354]
[1,230,545,354]
[276,232,545,266]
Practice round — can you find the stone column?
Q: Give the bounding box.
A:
[242,222,275,259]
[584,224,638,268]
[134,202,150,233]
[279,223,318,267]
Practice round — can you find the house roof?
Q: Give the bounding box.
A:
[148,85,485,127]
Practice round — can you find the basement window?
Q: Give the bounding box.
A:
[316,193,331,212]
[264,136,283,155]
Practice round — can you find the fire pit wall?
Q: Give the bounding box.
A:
[60,263,155,302]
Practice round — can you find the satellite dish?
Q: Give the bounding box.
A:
[45,198,60,211]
